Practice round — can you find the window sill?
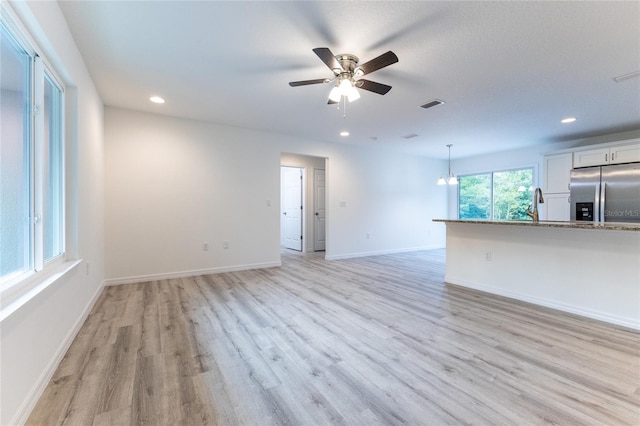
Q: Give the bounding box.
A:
[0,259,82,323]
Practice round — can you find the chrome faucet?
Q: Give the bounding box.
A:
[526,187,545,223]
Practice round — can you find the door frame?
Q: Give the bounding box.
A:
[313,168,326,251]
[280,154,327,254]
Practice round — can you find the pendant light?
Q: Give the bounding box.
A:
[437,144,458,185]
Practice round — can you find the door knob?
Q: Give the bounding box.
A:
[283,212,287,215]
[315,212,319,216]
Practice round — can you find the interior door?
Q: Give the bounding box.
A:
[281,167,303,251]
[313,168,326,251]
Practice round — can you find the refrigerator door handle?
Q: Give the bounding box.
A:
[594,183,601,223]
[600,183,606,222]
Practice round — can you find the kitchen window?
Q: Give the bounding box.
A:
[458,167,534,220]
[1,16,65,287]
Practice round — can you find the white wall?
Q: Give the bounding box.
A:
[325,145,447,259]
[105,107,447,282]
[1,1,105,424]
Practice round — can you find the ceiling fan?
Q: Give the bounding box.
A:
[289,47,399,104]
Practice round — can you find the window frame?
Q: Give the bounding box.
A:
[1,5,68,301]
[457,165,537,221]
[38,60,66,268]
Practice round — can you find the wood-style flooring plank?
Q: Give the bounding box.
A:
[26,249,640,425]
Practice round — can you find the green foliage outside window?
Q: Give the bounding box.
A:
[459,168,533,220]
[459,173,491,219]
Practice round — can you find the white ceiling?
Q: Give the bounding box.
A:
[58,1,640,159]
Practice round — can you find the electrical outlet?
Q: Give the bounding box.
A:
[484,251,492,261]
[223,240,230,249]
[203,242,209,251]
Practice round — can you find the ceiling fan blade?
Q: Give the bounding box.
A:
[356,51,398,76]
[356,79,392,95]
[313,47,343,73]
[289,78,328,87]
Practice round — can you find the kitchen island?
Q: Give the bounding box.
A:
[433,219,640,330]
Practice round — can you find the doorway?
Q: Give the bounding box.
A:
[280,154,327,253]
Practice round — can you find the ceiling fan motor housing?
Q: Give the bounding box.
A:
[334,54,359,75]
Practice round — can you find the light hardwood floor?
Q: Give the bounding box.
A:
[27,249,640,425]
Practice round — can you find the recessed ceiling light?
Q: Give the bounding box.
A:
[340,131,349,136]
[149,96,165,104]
[561,117,576,124]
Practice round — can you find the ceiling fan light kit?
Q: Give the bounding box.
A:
[289,47,398,109]
[328,86,342,103]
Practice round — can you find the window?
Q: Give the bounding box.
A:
[43,72,64,261]
[1,17,65,285]
[458,168,534,220]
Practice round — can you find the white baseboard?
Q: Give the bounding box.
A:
[104,261,282,286]
[12,279,106,426]
[445,276,640,331]
[325,245,444,261]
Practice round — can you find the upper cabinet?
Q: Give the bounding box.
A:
[573,140,640,168]
[543,152,572,193]
[573,148,609,168]
[611,143,640,164]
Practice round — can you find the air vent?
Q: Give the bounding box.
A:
[420,99,445,109]
[403,133,419,139]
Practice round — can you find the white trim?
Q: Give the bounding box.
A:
[33,54,45,271]
[445,276,640,331]
[10,279,105,426]
[0,259,81,323]
[325,245,444,261]
[1,2,37,57]
[104,261,282,286]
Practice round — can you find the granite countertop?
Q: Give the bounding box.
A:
[432,219,640,232]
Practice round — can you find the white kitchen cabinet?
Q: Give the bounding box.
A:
[542,193,570,221]
[611,143,640,164]
[573,147,610,168]
[543,153,572,193]
[573,140,640,168]
[542,152,572,221]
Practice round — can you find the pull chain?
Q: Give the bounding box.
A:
[343,95,347,119]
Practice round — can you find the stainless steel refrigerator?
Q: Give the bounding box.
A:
[570,163,640,223]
